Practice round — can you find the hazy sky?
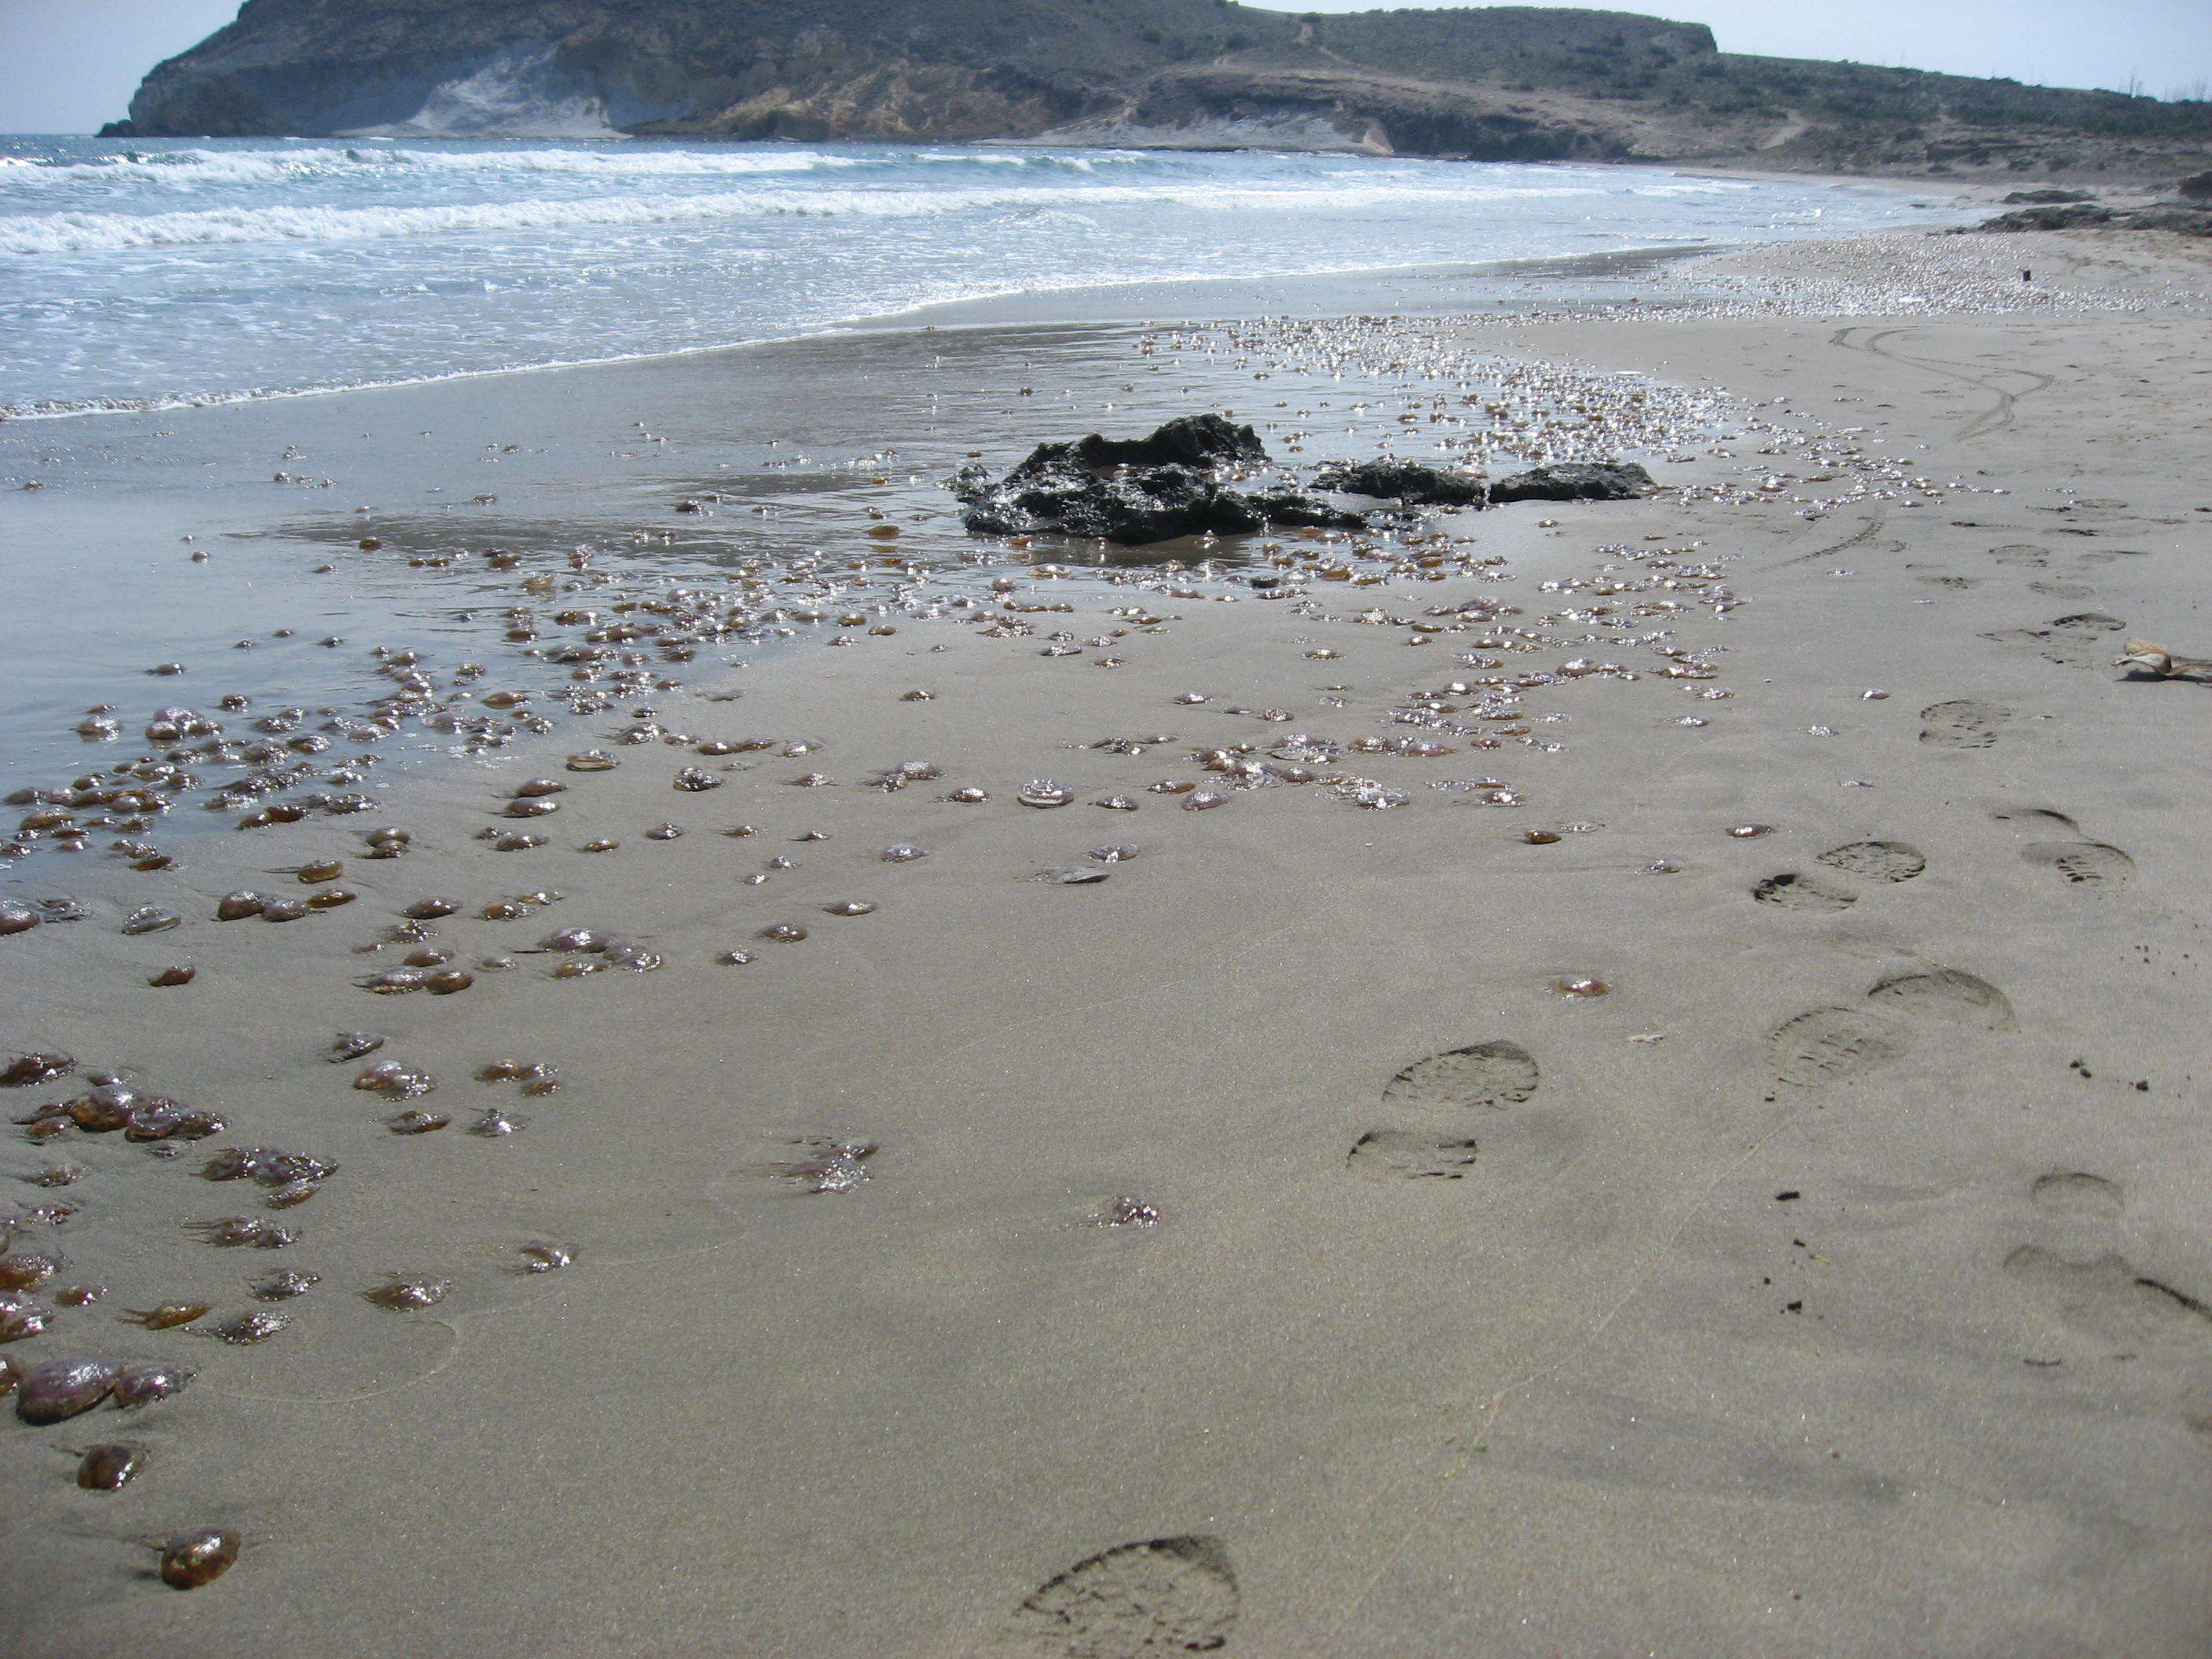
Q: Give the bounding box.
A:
[2,0,2207,136]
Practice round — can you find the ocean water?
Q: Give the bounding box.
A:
[0,137,1960,418]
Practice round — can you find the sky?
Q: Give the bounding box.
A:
[1,0,2207,136]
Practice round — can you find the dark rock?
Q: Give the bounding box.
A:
[1487,461,1656,504]
[953,464,1361,545]
[1973,201,2212,236]
[2001,188,2095,204]
[950,416,1365,544]
[2178,171,2212,203]
[953,458,1250,544]
[1046,413,1267,472]
[1242,490,1367,530]
[983,414,1265,493]
[2122,205,2212,236]
[1972,203,2115,231]
[1312,459,1487,506]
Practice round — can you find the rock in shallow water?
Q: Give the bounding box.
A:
[1487,461,1656,504]
[1043,412,1266,471]
[951,414,1363,545]
[1313,458,1488,506]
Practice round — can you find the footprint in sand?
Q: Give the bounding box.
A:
[1982,612,2128,670]
[2049,612,2130,636]
[1768,1007,1913,1086]
[1382,1041,1540,1112]
[987,1536,1239,1659]
[1992,808,2136,893]
[1979,629,2095,667]
[2021,840,2136,892]
[2029,580,2098,599]
[1756,842,1928,911]
[1987,543,2050,568]
[1817,840,1927,882]
[1752,872,1858,912]
[1348,1130,1481,1180]
[1917,574,1979,589]
[1919,700,2011,748]
[1865,968,2017,1031]
[1353,1041,1540,1180]
[1992,805,2078,833]
[1771,965,2015,1084]
[2003,1247,2212,1348]
[2031,1171,2126,1218]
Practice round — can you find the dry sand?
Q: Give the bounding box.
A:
[5,223,2212,1657]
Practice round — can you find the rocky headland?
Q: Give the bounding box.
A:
[104,0,2212,187]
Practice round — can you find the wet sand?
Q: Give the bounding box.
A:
[5,225,2212,1657]
[0,244,1749,788]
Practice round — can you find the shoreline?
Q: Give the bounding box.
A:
[0,145,1969,427]
[5,222,2212,1655]
[0,240,1733,426]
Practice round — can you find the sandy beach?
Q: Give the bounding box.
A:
[5,217,2212,1657]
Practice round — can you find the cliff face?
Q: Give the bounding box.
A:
[109,0,1699,154]
[115,0,1313,142]
[108,0,2212,180]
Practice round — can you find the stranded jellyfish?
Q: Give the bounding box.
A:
[159,1529,240,1590]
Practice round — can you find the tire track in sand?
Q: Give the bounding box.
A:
[1829,324,2058,442]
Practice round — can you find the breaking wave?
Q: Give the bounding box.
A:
[0,181,1606,255]
[2,144,1138,189]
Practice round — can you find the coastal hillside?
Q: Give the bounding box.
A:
[108,0,2212,181]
